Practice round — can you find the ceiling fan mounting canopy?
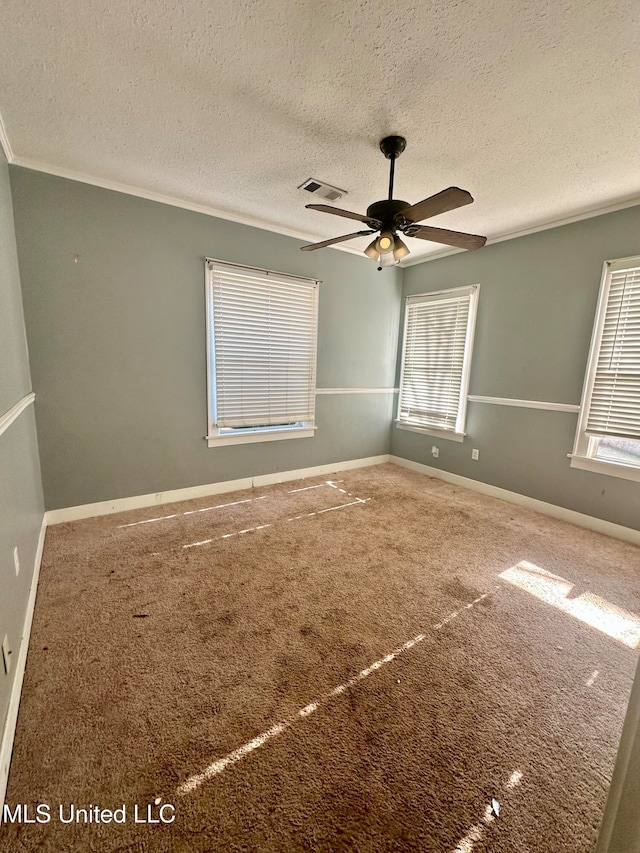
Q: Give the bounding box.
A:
[300,135,487,263]
[379,135,407,160]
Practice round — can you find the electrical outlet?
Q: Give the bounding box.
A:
[431,446,439,458]
[472,449,479,460]
[13,546,20,576]
[2,635,11,675]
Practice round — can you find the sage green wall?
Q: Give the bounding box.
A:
[392,205,640,530]
[9,167,401,511]
[0,148,44,777]
[0,155,31,416]
[10,164,639,530]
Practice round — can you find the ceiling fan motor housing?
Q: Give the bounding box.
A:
[366,198,411,230]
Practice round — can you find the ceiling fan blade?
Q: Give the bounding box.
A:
[409,225,487,250]
[306,204,381,227]
[401,187,474,224]
[300,230,376,251]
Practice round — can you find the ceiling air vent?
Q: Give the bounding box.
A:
[298,178,346,202]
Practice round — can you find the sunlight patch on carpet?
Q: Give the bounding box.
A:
[500,561,640,649]
[176,588,497,796]
[171,484,371,550]
[117,496,267,528]
[506,769,523,788]
[118,513,180,528]
[184,496,267,516]
[452,769,523,852]
[181,498,371,548]
[287,497,371,522]
[289,479,355,498]
[288,480,344,493]
[325,480,351,495]
[183,524,272,549]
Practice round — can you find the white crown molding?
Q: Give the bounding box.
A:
[400,195,640,268]
[9,155,367,258]
[0,393,35,439]
[6,141,639,268]
[0,110,13,163]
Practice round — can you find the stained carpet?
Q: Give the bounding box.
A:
[2,463,640,852]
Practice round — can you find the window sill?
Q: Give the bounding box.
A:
[395,422,465,443]
[207,427,315,448]
[569,454,640,483]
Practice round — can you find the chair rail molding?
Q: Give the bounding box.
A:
[316,388,399,395]
[0,393,35,439]
[467,395,580,413]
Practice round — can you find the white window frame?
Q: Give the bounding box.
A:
[205,259,319,448]
[571,255,640,483]
[395,284,479,442]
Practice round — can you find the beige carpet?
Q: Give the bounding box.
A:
[2,463,640,852]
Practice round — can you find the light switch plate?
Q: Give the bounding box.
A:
[13,546,20,576]
[2,635,11,675]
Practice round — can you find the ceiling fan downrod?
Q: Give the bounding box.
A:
[380,135,407,202]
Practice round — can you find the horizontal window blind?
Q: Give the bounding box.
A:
[209,262,318,429]
[586,262,640,439]
[398,287,475,432]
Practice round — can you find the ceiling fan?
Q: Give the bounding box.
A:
[300,136,486,268]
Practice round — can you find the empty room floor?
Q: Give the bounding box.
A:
[2,463,640,852]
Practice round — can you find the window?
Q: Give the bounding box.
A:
[571,256,640,481]
[396,285,479,442]
[205,259,319,447]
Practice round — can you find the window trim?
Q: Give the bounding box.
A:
[570,255,640,482]
[206,425,316,448]
[204,258,320,448]
[395,284,479,442]
[395,422,466,442]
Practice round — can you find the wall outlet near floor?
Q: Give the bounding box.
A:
[13,545,20,576]
[472,449,479,460]
[431,446,439,458]
[2,634,11,675]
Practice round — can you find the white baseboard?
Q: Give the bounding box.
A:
[390,456,640,546]
[0,514,47,811]
[45,452,640,545]
[45,455,391,525]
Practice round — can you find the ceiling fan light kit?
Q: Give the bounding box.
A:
[300,136,487,269]
[376,231,395,253]
[364,239,380,261]
[393,235,410,261]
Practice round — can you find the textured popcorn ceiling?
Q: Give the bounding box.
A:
[1,0,639,262]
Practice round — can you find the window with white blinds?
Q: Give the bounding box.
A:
[586,262,640,438]
[572,256,640,480]
[397,285,479,440]
[206,260,319,447]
